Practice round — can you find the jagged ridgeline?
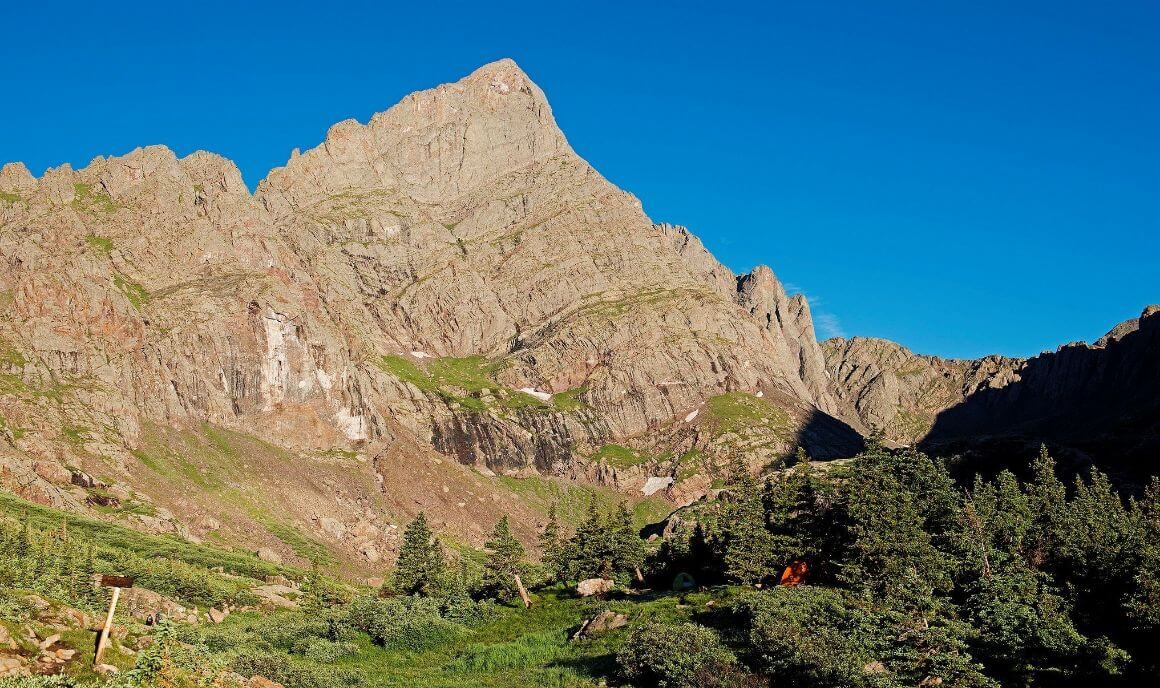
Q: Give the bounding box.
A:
[1,58,1157,574]
[0,59,866,566]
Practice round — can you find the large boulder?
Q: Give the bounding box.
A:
[576,578,614,597]
[572,609,628,639]
[255,547,283,564]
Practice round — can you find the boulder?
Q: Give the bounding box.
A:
[576,578,615,597]
[572,609,628,639]
[256,547,283,564]
[32,461,71,485]
[0,656,27,677]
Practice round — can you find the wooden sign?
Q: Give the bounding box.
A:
[94,574,134,666]
[99,575,135,588]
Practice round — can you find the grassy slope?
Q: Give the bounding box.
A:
[0,491,289,581]
[213,587,733,688]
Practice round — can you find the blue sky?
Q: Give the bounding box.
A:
[2,1,1156,358]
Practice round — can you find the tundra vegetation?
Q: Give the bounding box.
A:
[0,444,1157,687]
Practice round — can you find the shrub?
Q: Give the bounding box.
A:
[300,638,360,663]
[230,651,364,688]
[734,587,888,688]
[345,594,471,651]
[617,621,739,688]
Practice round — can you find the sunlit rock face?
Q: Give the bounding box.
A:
[0,59,869,558]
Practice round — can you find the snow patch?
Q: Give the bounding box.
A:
[756,390,764,398]
[684,409,700,423]
[410,350,432,359]
[519,387,553,402]
[642,477,673,496]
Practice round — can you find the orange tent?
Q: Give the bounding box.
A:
[779,560,808,586]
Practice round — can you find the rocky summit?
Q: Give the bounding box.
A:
[0,59,1154,568]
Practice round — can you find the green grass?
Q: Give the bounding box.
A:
[378,354,576,415]
[0,414,27,441]
[255,514,335,566]
[0,373,28,395]
[205,586,736,688]
[0,191,20,205]
[71,182,120,214]
[428,355,504,393]
[675,449,706,481]
[0,491,292,581]
[495,474,671,529]
[704,392,791,434]
[378,354,436,392]
[61,424,90,448]
[591,444,649,469]
[551,388,587,412]
[0,338,24,368]
[113,273,150,309]
[84,234,114,254]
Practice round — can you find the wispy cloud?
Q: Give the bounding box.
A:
[784,282,803,294]
[814,312,847,340]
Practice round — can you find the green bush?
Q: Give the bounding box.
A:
[734,587,888,688]
[300,638,360,663]
[345,595,472,652]
[230,651,364,688]
[617,621,740,688]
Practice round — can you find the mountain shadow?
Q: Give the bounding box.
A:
[922,308,1160,486]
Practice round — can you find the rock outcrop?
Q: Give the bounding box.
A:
[824,306,1160,479]
[4,58,1149,562]
[0,59,863,562]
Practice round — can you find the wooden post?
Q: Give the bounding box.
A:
[94,575,134,667]
[514,574,531,609]
[94,586,120,665]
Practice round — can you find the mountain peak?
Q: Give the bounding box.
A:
[258,59,569,208]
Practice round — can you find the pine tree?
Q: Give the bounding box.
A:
[1126,477,1160,633]
[608,501,645,582]
[721,457,774,584]
[539,501,567,584]
[442,558,477,621]
[568,497,612,580]
[481,515,526,602]
[839,452,952,606]
[393,512,446,595]
[1024,445,1068,568]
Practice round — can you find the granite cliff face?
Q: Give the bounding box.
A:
[0,60,862,567]
[823,306,1160,478]
[2,59,1151,567]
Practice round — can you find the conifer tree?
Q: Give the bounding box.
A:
[539,501,567,583]
[1025,445,1068,568]
[569,497,612,580]
[721,457,774,584]
[481,515,526,602]
[839,452,952,605]
[608,501,645,582]
[393,512,446,595]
